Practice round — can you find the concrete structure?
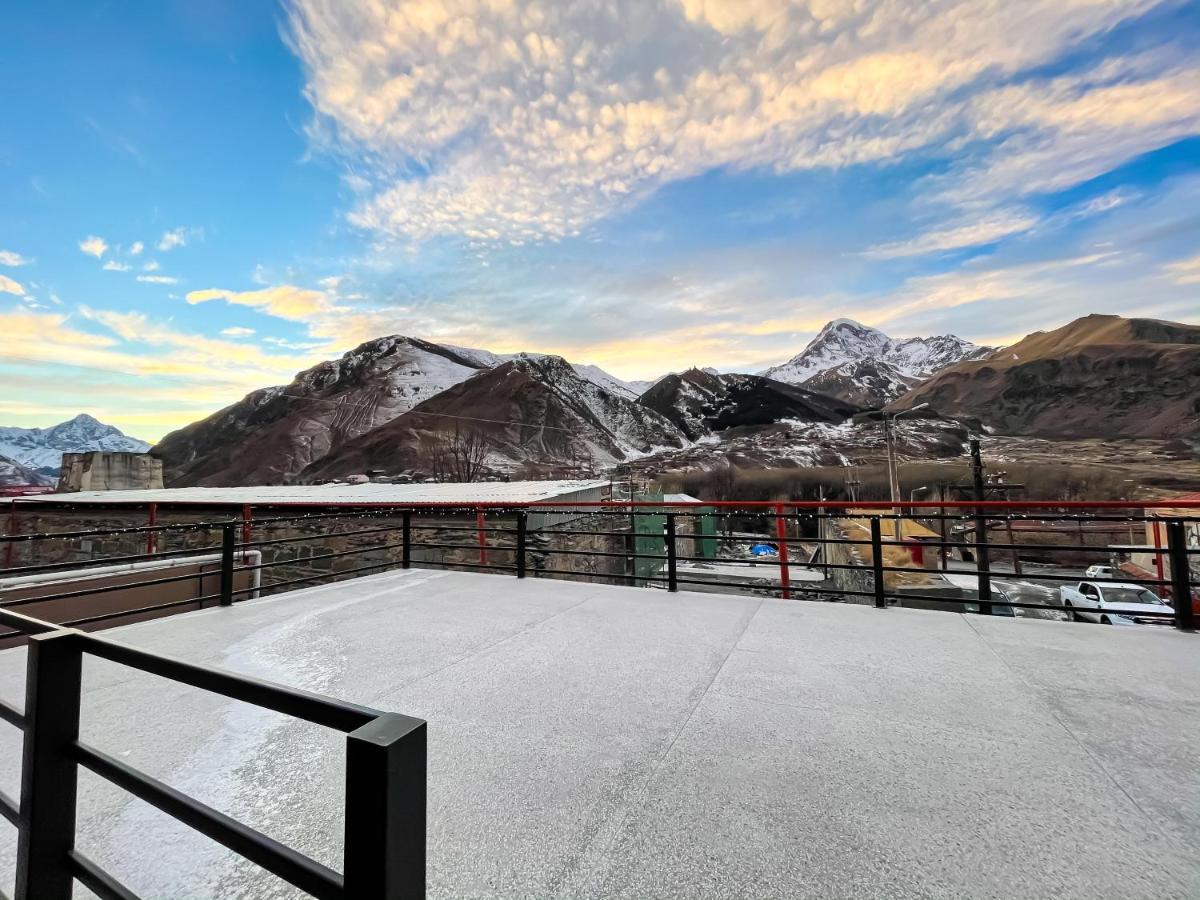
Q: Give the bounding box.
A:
[57,451,164,492]
[3,569,1198,898]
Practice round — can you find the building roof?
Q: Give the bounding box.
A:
[663,492,704,504]
[3,569,1196,897]
[845,510,940,540]
[20,479,609,507]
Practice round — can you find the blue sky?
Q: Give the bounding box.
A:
[2,0,1199,441]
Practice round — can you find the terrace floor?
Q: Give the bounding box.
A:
[2,569,1199,899]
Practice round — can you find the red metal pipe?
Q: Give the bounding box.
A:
[146,503,158,555]
[476,508,488,566]
[10,498,1200,513]
[775,502,791,600]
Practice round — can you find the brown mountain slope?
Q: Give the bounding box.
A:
[301,355,687,480]
[153,337,496,486]
[888,315,1200,439]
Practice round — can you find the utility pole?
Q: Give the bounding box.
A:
[970,439,992,615]
[883,415,900,506]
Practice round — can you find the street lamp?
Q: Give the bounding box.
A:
[883,403,930,506]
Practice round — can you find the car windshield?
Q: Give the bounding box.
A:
[1101,587,1163,605]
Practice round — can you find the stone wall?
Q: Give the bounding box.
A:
[58,452,164,492]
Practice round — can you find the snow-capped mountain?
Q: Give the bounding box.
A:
[0,414,150,473]
[155,337,670,486]
[761,319,990,407]
[301,355,688,480]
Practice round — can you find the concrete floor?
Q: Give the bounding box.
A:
[1,568,1198,899]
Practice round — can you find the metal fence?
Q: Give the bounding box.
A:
[0,604,426,900]
[2,500,1197,632]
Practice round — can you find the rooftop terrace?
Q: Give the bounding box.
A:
[2,568,1198,898]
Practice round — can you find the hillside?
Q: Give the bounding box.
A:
[300,355,688,480]
[640,368,859,441]
[888,315,1200,439]
[0,454,53,487]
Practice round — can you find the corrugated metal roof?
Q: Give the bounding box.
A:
[21,480,610,506]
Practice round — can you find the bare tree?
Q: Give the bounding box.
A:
[422,426,493,482]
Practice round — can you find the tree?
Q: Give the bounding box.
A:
[422,425,493,482]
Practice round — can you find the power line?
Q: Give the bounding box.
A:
[274,392,579,433]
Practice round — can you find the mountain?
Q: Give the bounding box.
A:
[888,315,1200,439]
[639,368,859,441]
[154,337,660,486]
[154,336,501,486]
[762,319,989,407]
[0,454,53,487]
[301,355,688,481]
[0,414,150,474]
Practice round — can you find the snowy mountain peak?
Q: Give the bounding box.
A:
[761,320,991,408]
[0,415,150,473]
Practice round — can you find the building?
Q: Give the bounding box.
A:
[57,451,164,492]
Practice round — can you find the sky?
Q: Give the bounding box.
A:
[2,0,1199,443]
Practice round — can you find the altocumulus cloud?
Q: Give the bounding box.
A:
[286,0,1197,245]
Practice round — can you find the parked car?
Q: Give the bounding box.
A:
[1084,565,1118,580]
[1060,580,1174,625]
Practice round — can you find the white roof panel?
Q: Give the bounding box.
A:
[22,480,610,506]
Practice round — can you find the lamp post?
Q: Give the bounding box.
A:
[883,404,929,506]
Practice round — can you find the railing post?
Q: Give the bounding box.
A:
[146,502,158,555]
[219,523,236,606]
[16,631,83,900]
[402,511,412,570]
[1167,520,1195,632]
[344,713,427,899]
[476,508,488,567]
[515,512,528,578]
[665,514,678,592]
[774,503,791,600]
[870,517,886,609]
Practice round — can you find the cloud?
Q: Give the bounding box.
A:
[0,250,30,267]
[288,0,1178,243]
[158,228,188,251]
[186,284,335,321]
[1163,254,1200,285]
[0,274,27,296]
[79,235,109,258]
[143,260,160,271]
[102,260,132,272]
[129,241,144,256]
[865,211,1040,259]
[137,274,180,284]
[220,326,257,337]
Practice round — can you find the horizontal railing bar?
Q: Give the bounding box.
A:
[0,788,19,827]
[59,595,217,630]
[231,540,405,573]
[0,519,234,543]
[534,546,664,561]
[0,544,225,578]
[74,742,344,900]
[0,696,25,729]
[0,607,62,635]
[0,567,221,609]
[672,576,820,595]
[411,540,515,553]
[78,634,379,732]
[69,849,143,900]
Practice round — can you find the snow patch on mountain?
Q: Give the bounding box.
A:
[0,414,150,472]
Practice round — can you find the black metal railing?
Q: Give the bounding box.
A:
[1,502,1197,636]
[0,607,425,900]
